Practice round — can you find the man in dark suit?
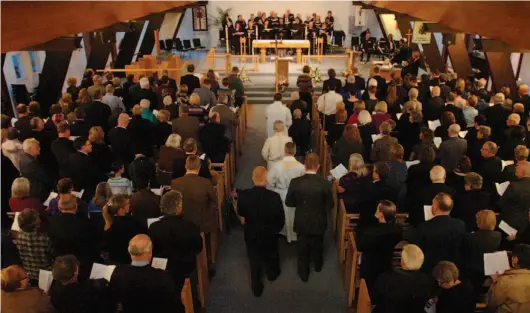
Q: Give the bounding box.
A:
[372,244,434,313]
[424,86,445,121]
[437,124,468,172]
[180,64,201,95]
[516,84,530,117]
[149,190,202,289]
[130,178,160,223]
[199,112,230,163]
[497,162,530,232]
[107,113,135,165]
[452,172,490,231]
[410,192,466,273]
[70,108,90,137]
[371,131,398,162]
[285,153,333,282]
[438,74,452,100]
[288,109,312,157]
[442,93,466,129]
[484,93,510,144]
[172,106,200,142]
[14,104,33,142]
[108,234,184,313]
[238,166,285,296]
[172,138,212,180]
[69,137,106,202]
[48,195,100,280]
[361,162,398,228]
[128,105,154,157]
[83,89,111,131]
[19,138,55,201]
[351,66,366,93]
[370,67,387,100]
[357,200,402,293]
[322,68,342,93]
[30,117,58,177]
[478,141,503,205]
[129,77,158,109]
[51,123,76,178]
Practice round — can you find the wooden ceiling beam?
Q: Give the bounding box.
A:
[481,39,530,53]
[1,1,195,52]
[24,37,82,52]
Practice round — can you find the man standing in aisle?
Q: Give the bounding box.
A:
[286,153,333,282]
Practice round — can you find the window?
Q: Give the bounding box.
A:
[12,53,26,80]
[29,51,40,73]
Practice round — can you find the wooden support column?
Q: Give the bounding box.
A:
[138,14,165,57]
[115,21,145,77]
[446,33,473,79]
[35,51,73,116]
[483,50,517,97]
[1,53,14,117]
[85,31,114,71]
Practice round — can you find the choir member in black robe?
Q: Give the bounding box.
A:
[360,31,375,63]
[232,23,245,55]
[402,50,421,78]
[291,18,304,40]
[235,15,246,30]
[325,11,334,32]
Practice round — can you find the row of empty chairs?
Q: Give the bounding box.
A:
[160,38,206,53]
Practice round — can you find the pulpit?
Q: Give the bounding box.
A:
[275,58,290,92]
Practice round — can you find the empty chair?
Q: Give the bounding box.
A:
[164,39,174,50]
[175,39,185,51]
[159,40,166,51]
[183,39,195,51]
[193,38,205,50]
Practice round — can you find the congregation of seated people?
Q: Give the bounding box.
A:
[1,65,244,313]
[2,55,530,313]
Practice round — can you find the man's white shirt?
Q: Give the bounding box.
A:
[317,90,341,116]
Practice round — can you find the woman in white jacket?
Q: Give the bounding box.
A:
[1,128,24,171]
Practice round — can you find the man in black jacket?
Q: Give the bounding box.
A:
[478,141,503,205]
[69,137,106,202]
[198,112,230,163]
[180,64,201,95]
[286,153,333,282]
[370,67,387,100]
[442,93,466,129]
[129,77,158,109]
[108,113,135,165]
[128,105,154,157]
[108,234,184,313]
[410,192,466,273]
[497,161,530,232]
[172,138,212,180]
[424,86,445,121]
[288,109,312,157]
[372,244,434,313]
[83,89,111,131]
[149,190,202,289]
[48,195,100,280]
[357,200,403,293]
[484,93,510,145]
[19,138,55,201]
[50,255,114,313]
[452,172,490,231]
[238,166,285,296]
[51,123,76,178]
[14,104,33,142]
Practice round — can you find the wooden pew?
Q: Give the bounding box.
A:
[337,199,361,263]
[331,181,338,234]
[181,278,194,313]
[357,278,372,313]
[196,233,210,308]
[211,153,231,204]
[344,232,360,306]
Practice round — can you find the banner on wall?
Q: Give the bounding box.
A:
[352,5,366,27]
[412,22,431,44]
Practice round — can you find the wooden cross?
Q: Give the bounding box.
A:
[405,28,413,44]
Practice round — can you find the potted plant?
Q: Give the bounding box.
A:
[210,7,232,41]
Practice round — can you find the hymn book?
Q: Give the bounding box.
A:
[38,270,53,293]
[147,217,163,228]
[484,251,510,276]
[501,160,514,171]
[330,164,349,180]
[428,120,441,131]
[10,212,21,232]
[90,263,116,281]
[151,258,168,270]
[496,182,510,196]
[424,206,434,221]
[499,221,517,236]
[433,137,442,149]
[406,160,420,169]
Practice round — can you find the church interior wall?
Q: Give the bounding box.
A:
[3,51,41,103]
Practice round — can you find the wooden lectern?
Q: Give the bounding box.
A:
[275,58,289,92]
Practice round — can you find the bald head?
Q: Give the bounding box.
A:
[118,113,130,127]
[516,161,530,178]
[252,166,268,186]
[519,84,529,96]
[128,234,153,262]
[430,165,446,183]
[432,192,453,215]
[448,124,461,137]
[401,244,424,270]
[431,86,440,97]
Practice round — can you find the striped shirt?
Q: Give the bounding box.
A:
[107,177,133,195]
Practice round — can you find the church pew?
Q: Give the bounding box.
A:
[344,232,360,306]
[181,278,194,313]
[337,199,361,263]
[211,153,231,204]
[357,279,372,313]
[230,142,236,186]
[196,233,210,308]
[215,176,225,232]
[331,180,338,234]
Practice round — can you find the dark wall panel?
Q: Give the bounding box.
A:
[115,21,145,77]
[35,51,72,116]
[138,14,165,57]
[85,32,113,71]
[484,51,517,97]
[447,33,473,79]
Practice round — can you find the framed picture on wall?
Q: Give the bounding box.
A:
[12,53,26,80]
[192,5,208,31]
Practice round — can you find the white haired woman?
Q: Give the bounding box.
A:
[158,134,185,185]
[261,120,293,169]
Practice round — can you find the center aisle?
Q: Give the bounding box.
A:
[205,104,349,313]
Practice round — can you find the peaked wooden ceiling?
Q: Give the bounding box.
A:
[1,1,195,52]
[368,1,530,50]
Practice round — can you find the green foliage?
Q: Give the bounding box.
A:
[210,7,232,28]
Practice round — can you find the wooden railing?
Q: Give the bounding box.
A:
[205,51,259,74]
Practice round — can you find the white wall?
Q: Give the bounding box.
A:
[205,1,382,48]
[3,51,41,103]
[177,8,211,48]
[517,53,530,85]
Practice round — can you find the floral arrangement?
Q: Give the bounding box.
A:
[238,66,251,84]
[278,76,289,92]
[310,67,323,85]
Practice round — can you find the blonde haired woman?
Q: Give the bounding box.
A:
[1,265,52,313]
[8,177,46,214]
[337,153,372,213]
[158,134,185,185]
[89,126,113,174]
